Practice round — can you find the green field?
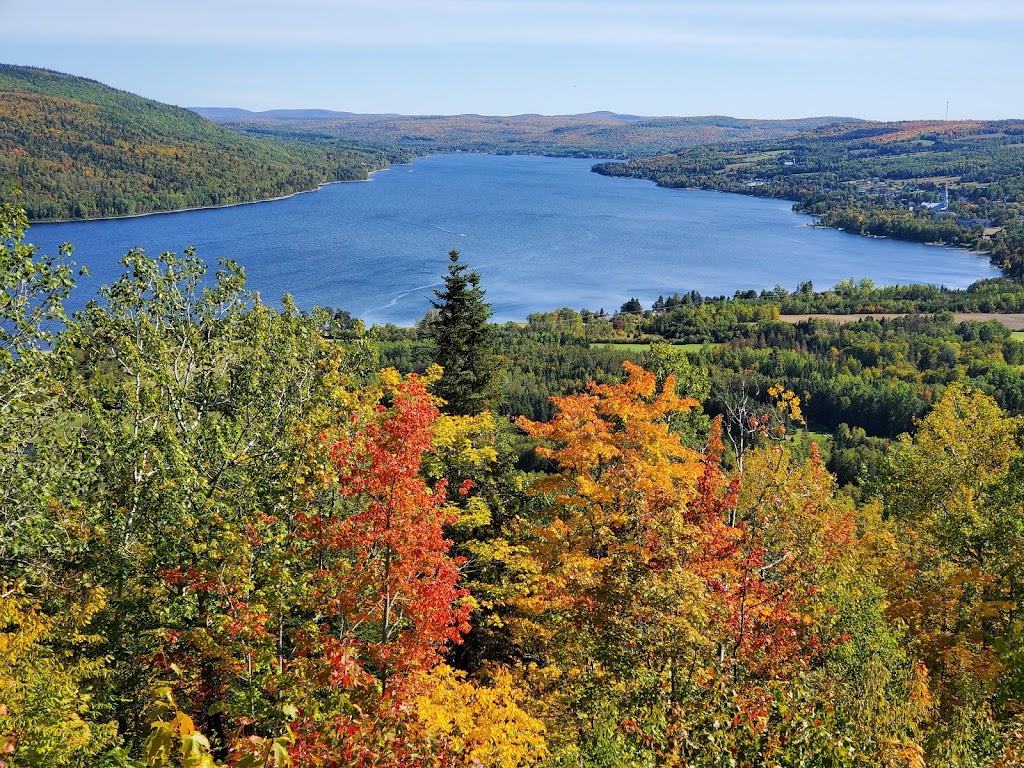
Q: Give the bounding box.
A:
[589,342,717,353]
[1012,331,1024,342]
[801,425,833,444]
[589,343,653,353]
[674,343,715,352]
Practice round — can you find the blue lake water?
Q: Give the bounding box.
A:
[29,154,999,325]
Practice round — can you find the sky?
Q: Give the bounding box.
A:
[1,0,1021,120]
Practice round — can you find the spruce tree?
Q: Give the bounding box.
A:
[428,249,498,415]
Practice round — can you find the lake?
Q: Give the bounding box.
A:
[29,154,999,325]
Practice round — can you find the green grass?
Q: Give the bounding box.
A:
[675,343,715,352]
[1011,331,1024,342]
[590,343,652,353]
[589,342,721,353]
[803,427,832,444]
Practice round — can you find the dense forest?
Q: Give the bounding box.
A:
[8,200,1024,767]
[377,278,1024,488]
[0,65,412,221]
[202,111,856,160]
[594,120,1024,277]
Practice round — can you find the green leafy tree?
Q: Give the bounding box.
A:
[64,247,365,756]
[0,198,81,578]
[641,342,712,446]
[880,384,1024,765]
[0,202,119,767]
[428,250,499,416]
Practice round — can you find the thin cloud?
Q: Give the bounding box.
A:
[2,0,1018,48]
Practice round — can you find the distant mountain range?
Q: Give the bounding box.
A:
[190,107,392,120]
[190,107,652,122]
[193,108,860,158]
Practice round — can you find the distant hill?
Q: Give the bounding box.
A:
[191,107,375,120]
[593,119,1024,197]
[197,108,860,158]
[192,107,650,123]
[0,65,398,221]
[564,111,648,122]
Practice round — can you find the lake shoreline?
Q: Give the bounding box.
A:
[629,176,998,268]
[31,154,1000,326]
[26,168,391,225]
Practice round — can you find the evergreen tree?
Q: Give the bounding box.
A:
[429,249,498,415]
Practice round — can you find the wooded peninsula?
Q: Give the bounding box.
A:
[594,121,1024,277]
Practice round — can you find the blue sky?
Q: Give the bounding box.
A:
[1,0,1020,120]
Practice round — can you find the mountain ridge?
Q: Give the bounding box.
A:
[0,64,399,221]
[204,109,862,159]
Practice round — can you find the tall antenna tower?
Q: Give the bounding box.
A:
[945,101,950,121]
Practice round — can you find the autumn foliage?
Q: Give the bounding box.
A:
[512,364,878,764]
[297,371,470,680]
[7,225,1024,767]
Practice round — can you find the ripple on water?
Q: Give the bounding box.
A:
[29,154,999,325]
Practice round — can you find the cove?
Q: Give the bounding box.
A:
[29,154,1000,325]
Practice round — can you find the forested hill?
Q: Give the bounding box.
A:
[0,64,403,221]
[197,109,858,158]
[594,119,1024,275]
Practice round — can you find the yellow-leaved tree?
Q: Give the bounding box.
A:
[881,383,1024,766]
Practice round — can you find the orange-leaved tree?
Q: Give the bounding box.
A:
[513,363,914,766]
[286,369,543,768]
[287,369,470,764]
[513,362,712,761]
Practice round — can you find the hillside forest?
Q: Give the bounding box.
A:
[0,65,410,221]
[8,197,1024,768]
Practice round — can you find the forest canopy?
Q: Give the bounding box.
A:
[6,203,1024,767]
